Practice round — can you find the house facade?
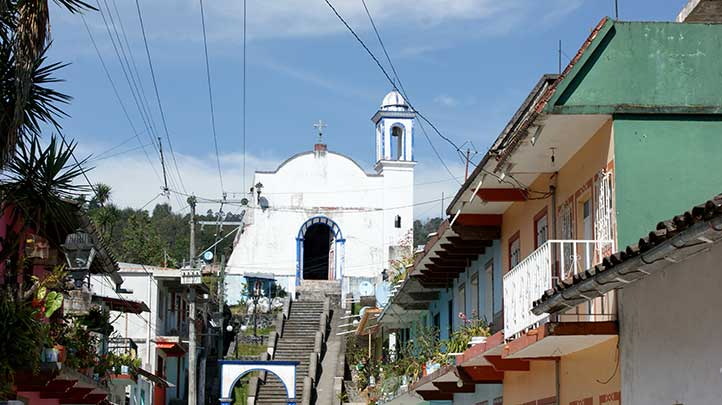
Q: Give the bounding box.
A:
[91,263,213,405]
[377,14,722,405]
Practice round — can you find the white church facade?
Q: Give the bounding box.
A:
[225,91,416,302]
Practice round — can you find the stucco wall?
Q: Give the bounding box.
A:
[619,242,722,404]
[453,383,502,405]
[503,338,619,405]
[613,116,722,248]
[500,119,614,273]
[226,150,414,301]
[554,21,722,111]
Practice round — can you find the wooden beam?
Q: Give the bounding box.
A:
[432,382,476,393]
[459,365,504,383]
[476,188,528,202]
[423,264,465,273]
[407,291,440,301]
[417,390,454,401]
[450,225,501,241]
[429,256,468,267]
[455,214,503,227]
[436,250,478,261]
[484,355,530,372]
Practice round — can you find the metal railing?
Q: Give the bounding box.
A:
[108,337,138,358]
[503,239,614,338]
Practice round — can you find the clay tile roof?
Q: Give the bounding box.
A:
[533,193,722,312]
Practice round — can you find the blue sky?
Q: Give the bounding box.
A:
[46,0,687,217]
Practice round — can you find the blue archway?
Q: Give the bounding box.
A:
[295,216,345,284]
[219,360,299,405]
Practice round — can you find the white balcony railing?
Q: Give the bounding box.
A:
[503,239,614,338]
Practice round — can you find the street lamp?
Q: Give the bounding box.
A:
[62,230,97,288]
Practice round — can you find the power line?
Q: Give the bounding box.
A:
[198,0,225,194]
[328,0,461,185]
[81,14,162,184]
[226,177,456,196]
[87,142,154,163]
[242,0,247,193]
[134,0,187,194]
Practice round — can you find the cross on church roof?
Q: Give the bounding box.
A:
[313,119,327,144]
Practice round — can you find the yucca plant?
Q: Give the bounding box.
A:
[0,0,95,167]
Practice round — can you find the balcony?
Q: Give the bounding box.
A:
[503,239,614,338]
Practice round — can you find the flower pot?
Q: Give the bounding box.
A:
[43,348,59,363]
[54,345,67,363]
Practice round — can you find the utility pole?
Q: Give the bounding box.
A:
[188,288,197,405]
[188,196,197,267]
[558,40,562,74]
[464,148,471,181]
[441,192,445,219]
[217,254,226,359]
[158,136,169,193]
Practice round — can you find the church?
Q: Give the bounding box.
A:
[225,90,416,302]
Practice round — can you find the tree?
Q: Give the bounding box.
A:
[0,0,95,166]
[120,211,166,266]
[413,217,443,247]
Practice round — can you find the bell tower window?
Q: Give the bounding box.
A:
[391,125,404,160]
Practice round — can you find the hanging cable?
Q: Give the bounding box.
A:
[134,0,188,193]
[198,0,225,194]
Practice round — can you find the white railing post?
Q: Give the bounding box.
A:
[503,239,614,339]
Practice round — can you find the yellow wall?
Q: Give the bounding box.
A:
[503,359,556,405]
[502,338,621,405]
[500,119,614,273]
[560,337,621,405]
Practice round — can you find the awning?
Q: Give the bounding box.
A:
[156,340,187,356]
[137,368,174,388]
[93,295,150,314]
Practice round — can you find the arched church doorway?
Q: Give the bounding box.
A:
[296,216,345,284]
[303,223,332,280]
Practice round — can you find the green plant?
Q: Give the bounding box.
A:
[58,321,99,370]
[0,292,48,398]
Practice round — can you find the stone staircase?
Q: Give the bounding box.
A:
[256,300,324,404]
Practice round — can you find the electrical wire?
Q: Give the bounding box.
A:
[80,15,162,184]
[335,0,461,185]
[242,0,247,193]
[198,0,225,194]
[134,0,188,194]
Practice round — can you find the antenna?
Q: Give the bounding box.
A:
[614,0,619,20]
[558,40,562,74]
[158,136,169,194]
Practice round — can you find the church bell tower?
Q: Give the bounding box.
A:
[372,90,416,269]
[372,90,416,169]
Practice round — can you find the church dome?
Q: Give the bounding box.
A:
[380,90,409,111]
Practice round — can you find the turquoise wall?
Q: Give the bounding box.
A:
[552,21,722,113]
[614,116,722,247]
[426,241,502,339]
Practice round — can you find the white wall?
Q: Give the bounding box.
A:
[226,150,414,302]
[619,242,722,405]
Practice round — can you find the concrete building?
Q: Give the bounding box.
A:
[91,263,212,405]
[533,194,722,405]
[226,90,416,302]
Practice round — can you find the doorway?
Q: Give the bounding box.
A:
[302,223,332,280]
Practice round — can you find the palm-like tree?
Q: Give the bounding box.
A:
[0,0,95,166]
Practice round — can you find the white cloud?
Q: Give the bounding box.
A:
[434,95,458,107]
[76,141,464,219]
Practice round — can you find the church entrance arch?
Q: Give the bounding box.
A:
[219,360,298,404]
[296,216,345,284]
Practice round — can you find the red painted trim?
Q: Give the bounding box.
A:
[476,188,528,202]
[484,355,530,372]
[456,214,504,227]
[458,365,504,383]
[533,206,549,249]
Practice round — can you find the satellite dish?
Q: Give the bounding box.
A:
[375,282,391,307]
[202,251,214,263]
[240,197,249,206]
[359,281,374,297]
